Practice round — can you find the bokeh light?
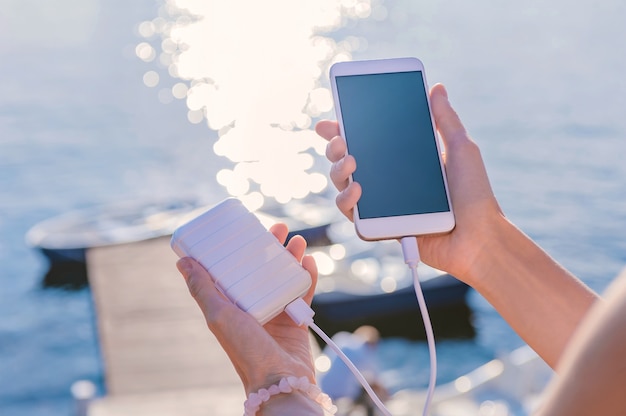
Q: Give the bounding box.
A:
[135,42,156,62]
[328,243,347,260]
[142,70,159,87]
[315,354,332,373]
[136,0,374,206]
[311,250,336,276]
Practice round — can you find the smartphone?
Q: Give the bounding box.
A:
[329,57,455,241]
[170,198,312,325]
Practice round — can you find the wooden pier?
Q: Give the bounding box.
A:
[86,236,245,415]
[80,230,626,416]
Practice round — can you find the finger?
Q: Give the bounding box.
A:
[325,135,347,163]
[273,233,318,306]
[269,222,289,245]
[273,230,317,301]
[176,257,232,317]
[430,84,497,213]
[300,254,318,304]
[430,83,469,148]
[284,233,307,262]
[277,232,317,304]
[177,259,286,392]
[315,120,340,141]
[336,181,361,221]
[329,154,356,192]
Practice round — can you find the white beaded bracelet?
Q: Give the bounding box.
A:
[243,376,337,416]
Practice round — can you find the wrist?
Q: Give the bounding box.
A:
[458,212,516,288]
[245,376,336,416]
[259,390,325,415]
[245,362,314,396]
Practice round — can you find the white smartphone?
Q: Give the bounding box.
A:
[170,198,312,325]
[329,57,455,241]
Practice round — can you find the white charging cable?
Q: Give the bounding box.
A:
[285,235,437,416]
[286,297,393,416]
[401,236,437,416]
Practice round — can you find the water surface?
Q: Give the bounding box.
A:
[1,0,625,414]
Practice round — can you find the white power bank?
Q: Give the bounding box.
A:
[170,198,312,325]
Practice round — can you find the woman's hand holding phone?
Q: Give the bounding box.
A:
[317,83,501,284]
[318,82,599,370]
[329,58,455,241]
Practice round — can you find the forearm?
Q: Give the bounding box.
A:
[533,269,626,415]
[470,215,599,369]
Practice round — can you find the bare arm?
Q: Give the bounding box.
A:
[534,269,626,415]
[468,214,598,368]
[316,84,599,369]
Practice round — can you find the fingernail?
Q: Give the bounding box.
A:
[177,258,193,279]
[441,85,449,99]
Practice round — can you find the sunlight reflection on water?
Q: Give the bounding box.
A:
[136,0,382,210]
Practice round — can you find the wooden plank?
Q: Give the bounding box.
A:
[88,387,244,416]
[89,387,243,416]
[86,236,244,413]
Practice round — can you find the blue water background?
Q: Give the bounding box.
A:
[2,0,626,414]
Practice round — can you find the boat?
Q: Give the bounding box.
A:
[25,198,209,265]
[25,196,332,266]
[25,198,213,287]
[26,196,471,327]
[307,219,471,339]
[386,345,553,416]
[313,273,468,320]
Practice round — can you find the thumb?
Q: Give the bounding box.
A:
[176,257,231,319]
[430,83,469,149]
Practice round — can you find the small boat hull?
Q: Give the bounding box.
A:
[312,275,472,340]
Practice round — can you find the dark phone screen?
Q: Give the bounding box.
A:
[335,71,450,219]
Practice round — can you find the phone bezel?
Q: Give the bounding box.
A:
[329,57,455,241]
